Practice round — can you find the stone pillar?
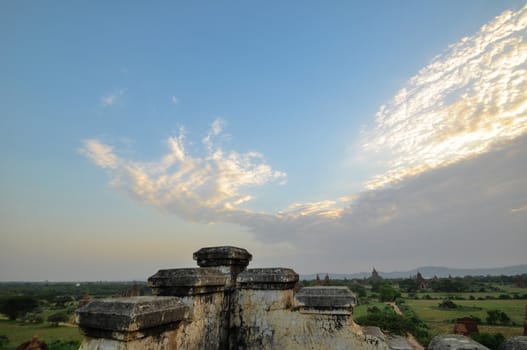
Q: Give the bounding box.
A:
[233,268,299,348]
[76,296,188,349]
[147,246,252,350]
[193,246,252,287]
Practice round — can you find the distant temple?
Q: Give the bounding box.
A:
[415,271,428,290]
[370,267,383,281]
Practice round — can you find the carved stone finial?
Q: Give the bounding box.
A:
[193,246,252,268]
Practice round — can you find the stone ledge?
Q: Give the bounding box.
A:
[296,286,356,310]
[428,334,490,350]
[362,326,385,341]
[499,336,527,350]
[148,267,229,296]
[237,268,299,290]
[387,335,414,350]
[76,296,188,340]
[193,246,252,268]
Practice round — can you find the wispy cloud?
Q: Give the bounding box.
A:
[100,89,125,106]
[82,6,527,271]
[360,4,527,189]
[80,140,118,169]
[511,205,527,214]
[80,119,286,222]
[171,95,178,105]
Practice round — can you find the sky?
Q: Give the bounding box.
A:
[1,1,526,281]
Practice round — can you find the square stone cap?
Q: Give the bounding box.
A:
[296,286,356,308]
[193,246,252,267]
[148,267,229,288]
[76,296,188,333]
[237,268,298,289]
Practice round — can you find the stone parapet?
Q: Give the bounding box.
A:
[148,267,229,296]
[76,246,391,350]
[193,246,252,268]
[237,268,299,290]
[76,296,188,341]
[296,286,356,315]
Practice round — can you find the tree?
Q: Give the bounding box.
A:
[471,333,505,350]
[0,335,8,350]
[0,296,39,320]
[379,284,401,302]
[438,300,458,309]
[47,340,80,350]
[399,279,419,293]
[485,310,511,325]
[355,307,430,345]
[22,312,44,324]
[350,284,367,298]
[47,312,69,326]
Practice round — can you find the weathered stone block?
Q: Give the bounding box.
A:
[428,334,490,350]
[296,286,356,314]
[500,336,527,350]
[148,267,229,296]
[362,326,385,341]
[237,268,299,290]
[387,335,413,350]
[193,246,252,268]
[76,296,188,341]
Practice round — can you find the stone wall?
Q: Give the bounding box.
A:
[76,246,389,350]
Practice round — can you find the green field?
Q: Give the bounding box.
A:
[405,299,525,338]
[354,302,390,319]
[0,281,143,349]
[0,320,82,349]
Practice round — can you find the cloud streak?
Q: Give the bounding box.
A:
[360,5,527,189]
[100,89,125,106]
[80,120,286,222]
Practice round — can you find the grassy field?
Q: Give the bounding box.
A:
[405,299,525,324]
[403,292,527,300]
[0,320,82,349]
[354,302,388,319]
[404,299,526,338]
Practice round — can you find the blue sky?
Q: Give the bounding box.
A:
[1,1,526,280]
